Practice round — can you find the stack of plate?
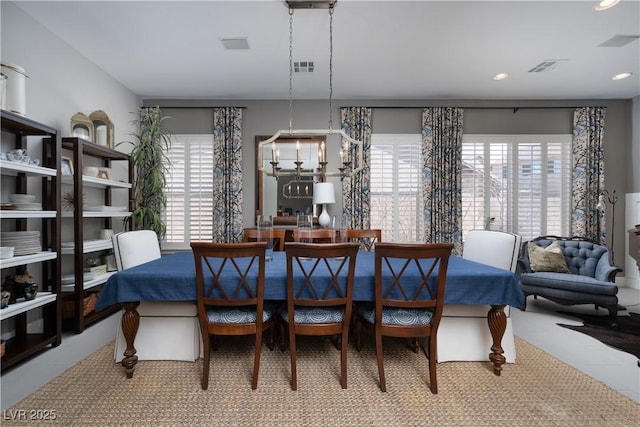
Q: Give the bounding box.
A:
[14,203,42,211]
[0,231,41,256]
[61,272,98,285]
[9,194,35,204]
[8,194,41,211]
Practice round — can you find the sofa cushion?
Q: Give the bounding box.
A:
[528,242,571,273]
[519,272,618,296]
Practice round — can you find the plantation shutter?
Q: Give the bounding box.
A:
[163,134,214,249]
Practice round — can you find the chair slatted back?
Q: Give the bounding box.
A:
[344,229,382,251]
[375,242,454,320]
[191,241,266,308]
[242,227,286,251]
[285,243,360,308]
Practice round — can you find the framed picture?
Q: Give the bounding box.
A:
[61,156,74,175]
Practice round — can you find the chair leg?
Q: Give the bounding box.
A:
[201,333,210,390]
[340,327,348,389]
[427,336,438,394]
[375,329,386,392]
[252,327,263,390]
[279,317,286,352]
[410,337,420,353]
[331,334,342,350]
[289,325,297,391]
[212,334,218,351]
[265,319,275,351]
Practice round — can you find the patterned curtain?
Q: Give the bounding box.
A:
[340,107,372,229]
[212,107,243,243]
[422,107,464,254]
[571,107,606,243]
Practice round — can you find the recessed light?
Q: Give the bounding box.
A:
[593,0,621,11]
[612,72,632,80]
[493,73,509,81]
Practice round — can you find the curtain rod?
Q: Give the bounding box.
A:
[339,106,600,111]
[144,106,248,109]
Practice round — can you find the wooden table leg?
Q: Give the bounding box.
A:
[487,305,506,376]
[121,301,140,379]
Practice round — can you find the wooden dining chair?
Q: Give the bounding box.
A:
[281,242,360,390]
[344,229,382,251]
[242,227,286,251]
[355,242,454,394]
[190,241,274,390]
[291,228,335,243]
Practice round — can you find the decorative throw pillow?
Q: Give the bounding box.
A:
[528,241,571,273]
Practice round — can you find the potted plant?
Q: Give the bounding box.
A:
[119,107,172,239]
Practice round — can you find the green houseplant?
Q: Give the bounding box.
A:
[120,107,172,239]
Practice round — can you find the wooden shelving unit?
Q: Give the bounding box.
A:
[0,110,61,372]
[60,137,132,333]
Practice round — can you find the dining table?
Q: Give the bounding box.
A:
[97,250,525,379]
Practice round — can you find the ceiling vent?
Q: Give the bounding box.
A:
[220,37,250,50]
[294,61,314,73]
[528,59,568,73]
[599,35,640,47]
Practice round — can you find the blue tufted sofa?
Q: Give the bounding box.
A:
[517,236,622,322]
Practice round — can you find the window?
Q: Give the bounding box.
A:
[162,134,214,249]
[370,134,423,242]
[461,134,572,241]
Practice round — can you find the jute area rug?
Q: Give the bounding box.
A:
[4,336,638,426]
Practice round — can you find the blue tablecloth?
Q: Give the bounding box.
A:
[96,251,524,311]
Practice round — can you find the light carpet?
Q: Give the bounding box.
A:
[3,336,638,426]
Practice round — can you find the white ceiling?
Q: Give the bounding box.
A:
[14,0,640,100]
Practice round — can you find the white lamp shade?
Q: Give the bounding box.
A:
[313,182,336,205]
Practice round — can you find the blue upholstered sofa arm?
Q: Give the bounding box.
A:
[595,255,620,283]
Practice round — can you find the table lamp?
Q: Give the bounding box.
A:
[313,182,336,228]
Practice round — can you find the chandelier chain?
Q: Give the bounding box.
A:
[328,5,334,132]
[288,6,294,132]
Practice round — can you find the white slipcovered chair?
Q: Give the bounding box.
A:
[112,230,202,362]
[437,229,522,363]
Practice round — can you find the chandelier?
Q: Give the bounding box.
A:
[257,0,364,181]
